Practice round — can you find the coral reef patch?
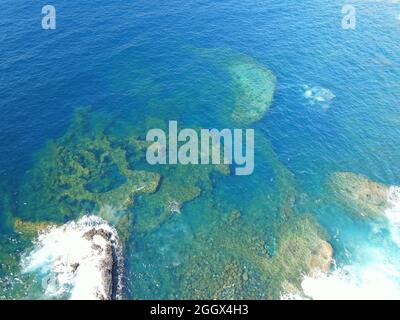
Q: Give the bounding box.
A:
[191,48,276,125]
[17,107,160,226]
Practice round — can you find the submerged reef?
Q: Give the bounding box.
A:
[328,172,397,219]
[2,46,338,300]
[7,106,333,300]
[229,60,276,125]
[271,215,332,284]
[180,208,332,299]
[121,118,231,234]
[14,219,54,239]
[12,107,232,299]
[17,107,160,227]
[191,47,276,125]
[134,149,229,234]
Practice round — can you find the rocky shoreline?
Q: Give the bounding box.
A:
[21,215,123,300]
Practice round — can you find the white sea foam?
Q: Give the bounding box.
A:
[298,262,400,300]
[384,186,400,247]
[282,185,400,300]
[21,215,123,300]
[282,253,400,300]
[303,85,335,108]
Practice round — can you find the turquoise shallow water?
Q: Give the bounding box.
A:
[1,1,400,299]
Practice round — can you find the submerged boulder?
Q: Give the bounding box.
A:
[308,239,333,277]
[21,215,123,300]
[328,172,398,218]
[271,215,333,282]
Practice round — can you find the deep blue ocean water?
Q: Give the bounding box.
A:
[1,0,400,299]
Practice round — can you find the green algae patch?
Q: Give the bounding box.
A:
[14,219,55,239]
[16,108,231,244]
[190,47,276,126]
[17,107,160,225]
[328,172,391,219]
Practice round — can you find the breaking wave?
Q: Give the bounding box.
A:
[283,184,400,300]
[385,186,400,247]
[21,215,123,300]
[293,261,400,300]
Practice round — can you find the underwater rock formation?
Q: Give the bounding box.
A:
[228,59,276,125]
[281,232,334,299]
[96,205,132,245]
[192,48,276,125]
[263,215,333,293]
[17,107,160,224]
[21,215,123,300]
[308,239,333,277]
[180,206,332,299]
[175,127,331,299]
[134,160,229,233]
[328,172,398,219]
[133,120,230,233]
[14,219,55,239]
